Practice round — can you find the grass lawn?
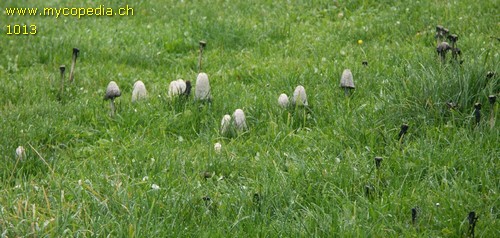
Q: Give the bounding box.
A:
[1,0,498,236]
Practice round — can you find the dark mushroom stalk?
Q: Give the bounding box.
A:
[435,25,445,44]
[59,65,65,99]
[398,123,409,141]
[104,81,121,117]
[448,34,460,61]
[183,80,192,98]
[69,48,80,83]
[468,211,478,238]
[411,207,418,225]
[474,103,481,126]
[374,157,383,169]
[437,42,451,62]
[489,95,496,128]
[198,41,206,73]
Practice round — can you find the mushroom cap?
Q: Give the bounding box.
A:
[436,25,444,32]
[132,80,147,102]
[214,142,222,153]
[292,85,308,106]
[59,65,66,73]
[448,34,458,42]
[232,109,247,131]
[278,93,289,108]
[199,40,207,48]
[16,146,25,159]
[488,95,496,104]
[176,79,187,93]
[168,79,187,97]
[436,42,451,53]
[340,69,355,89]
[195,73,212,100]
[220,114,231,134]
[105,81,121,100]
[474,103,482,110]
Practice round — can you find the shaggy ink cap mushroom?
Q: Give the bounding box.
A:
[340,69,355,89]
[105,81,121,100]
[488,95,496,105]
[278,93,289,108]
[374,157,383,169]
[292,85,308,106]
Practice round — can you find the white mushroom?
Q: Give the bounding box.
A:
[16,146,26,160]
[232,109,247,131]
[278,93,289,108]
[220,114,231,136]
[195,73,211,101]
[132,80,147,102]
[340,69,355,95]
[214,142,222,153]
[292,85,308,106]
[168,79,191,98]
[104,81,121,116]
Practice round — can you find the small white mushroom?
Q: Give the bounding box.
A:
[132,80,147,102]
[340,69,355,96]
[104,81,121,116]
[232,109,247,131]
[168,80,180,97]
[168,79,190,98]
[195,73,211,101]
[220,114,231,136]
[278,93,289,108]
[292,85,308,106]
[214,142,222,153]
[16,146,26,160]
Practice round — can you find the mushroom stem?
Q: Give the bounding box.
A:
[489,95,496,128]
[198,41,206,73]
[344,87,349,96]
[398,123,409,141]
[69,48,80,83]
[110,99,116,117]
[59,65,66,99]
[474,103,481,126]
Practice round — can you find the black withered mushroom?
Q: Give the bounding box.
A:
[69,48,80,83]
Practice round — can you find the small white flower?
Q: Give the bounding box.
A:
[233,109,247,131]
[278,93,289,108]
[16,146,26,160]
[214,142,222,153]
[195,73,211,101]
[151,184,160,190]
[132,80,147,102]
[292,85,308,106]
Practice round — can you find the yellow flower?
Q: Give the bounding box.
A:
[357,39,363,45]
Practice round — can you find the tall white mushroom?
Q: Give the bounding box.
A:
[340,69,355,96]
[278,93,289,108]
[16,146,26,160]
[104,81,121,116]
[220,114,232,136]
[292,85,308,106]
[195,73,211,101]
[132,80,147,102]
[232,109,247,131]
